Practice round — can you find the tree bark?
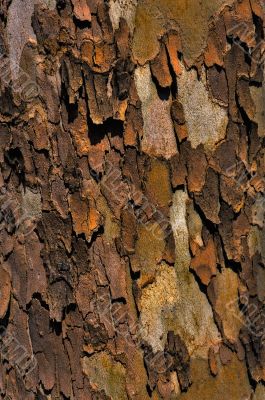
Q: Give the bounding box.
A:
[0,0,264,398]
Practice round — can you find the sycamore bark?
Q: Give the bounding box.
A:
[0,0,264,399]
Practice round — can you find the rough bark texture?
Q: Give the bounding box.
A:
[0,0,264,399]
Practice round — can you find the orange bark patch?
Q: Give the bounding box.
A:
[150,43,172,88]
[72,0,91,22]
[191,238,217,285]
[166,32,182,76]
[0,267,11,319]
[69,192,101,241]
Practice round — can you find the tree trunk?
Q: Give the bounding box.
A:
[0,0,264,398]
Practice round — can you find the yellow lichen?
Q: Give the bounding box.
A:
[82,352,127,400]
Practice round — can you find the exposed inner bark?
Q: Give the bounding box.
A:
[0,0,264,399]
